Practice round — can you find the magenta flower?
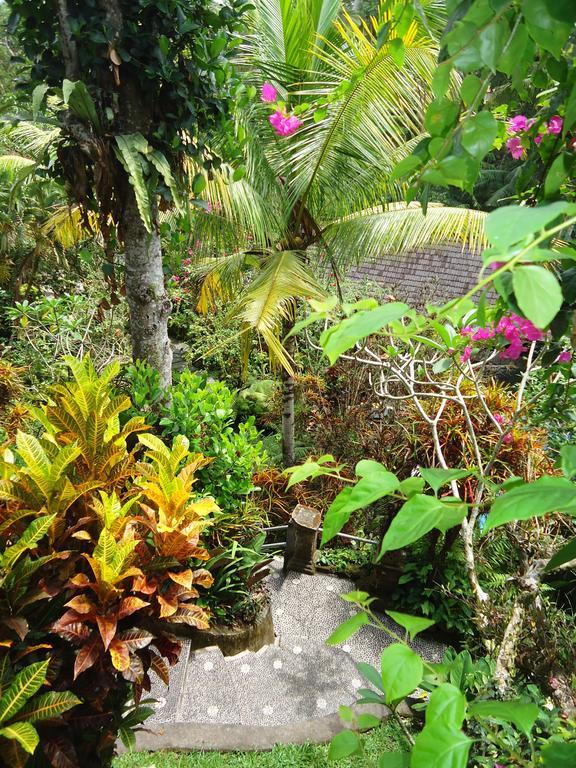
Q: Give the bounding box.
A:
[461,326,474,336]
[557,350,572,363]
[261,82,278,103]
[547,115,563,135]
[269,110,302,137]
[506,136,524,159]
[489,261,505,270]
[461,346,472,363]
[493,413,504,424]
[508,114,529,133]
[534,133,543,145]
[171,275,180,283]
[472,327,495,341]
[503,433,513,444]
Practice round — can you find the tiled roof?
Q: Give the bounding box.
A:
[340,243,486,307]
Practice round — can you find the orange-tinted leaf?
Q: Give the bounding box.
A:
[171,605,210,630]
[192,568,214,587]
[133,575,157,595]
[116,629,153,651]
[64,595,95,615]
[5,617,29,640]
[71,531,92,541]
[109,639,129,671]
[150,653,169,685]
[168,569,193,589]
[158,595,178,618]
[118,596,149,619]
[96,615,117,651]
[52,610,83,634]
[73,636,101,679]
[122,653,144,683]
[13,644,52,661]
[69,573,90,587]
[43,735,78,768]
[0,640,13,648]
[54,622,90,645]
[187,546,210,561]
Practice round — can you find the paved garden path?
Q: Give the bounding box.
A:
[135,557,445,750]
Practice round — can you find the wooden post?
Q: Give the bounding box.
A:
[283,504,322,575]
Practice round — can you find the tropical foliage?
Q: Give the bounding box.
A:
[0,357,218,767]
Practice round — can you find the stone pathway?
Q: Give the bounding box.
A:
[146,557,445,731]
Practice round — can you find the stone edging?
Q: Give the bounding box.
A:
[120,703,406,754]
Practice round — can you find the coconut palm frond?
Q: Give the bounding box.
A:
[9,122,61,159]
[233,250,326,372]
[324,203,488,267]
[284,17,438,216]
[0,154,37,180]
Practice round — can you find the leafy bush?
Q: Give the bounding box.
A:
[0,357,218,768]
[125,364,268,521]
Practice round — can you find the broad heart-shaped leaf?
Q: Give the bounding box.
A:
[469,700,538,736]
[545,536,576,572]
[320,303,409,364]
[411,722,471,768]
[512,266,562,328]
[0,721,39,754]
[328,730,360,760]
[542,740,576,767]
[485,202,575,249]
[424,98,459,137]
[0,661,48,724]
[380,644,423,705]
[461,111,498,160]
[523,0,573,58]
[321,463,399,545]
[385,611,435,641]
[419,468,472,495]
[379,495,451,557]
[326,612,369,645]
[485,476,576,532]
[425,684,467,729]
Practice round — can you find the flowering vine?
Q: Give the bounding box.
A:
[505,113,566,159]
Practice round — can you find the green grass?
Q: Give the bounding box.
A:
[113,721,407,768]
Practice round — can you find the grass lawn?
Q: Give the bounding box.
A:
[113,721,407,767]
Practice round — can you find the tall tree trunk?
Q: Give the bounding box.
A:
[122,188,172,389]
[281,370,295,467]
[281,325,296,467]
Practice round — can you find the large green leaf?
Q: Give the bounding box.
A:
[411,722,471,768]
[321,462,399,545]
[485,477,576,532]
[0,721,39,754]
[461,112,498,159]
[379,495,445,556]
[114,134,152,233]
[326,612,369,645]
[328,730,360,760]
[14,691,80,723]
[320,303,409,364]
[62,79,101,130]
[523,0,573,58]
[385,611,435,640]
[419,468,472,495]
[2,515,57,570]
[425,684,466,729]
[512,266,562,328]
[545,536,576,572]
[380,644,423,705]
[485,202,574,249]
[0,661,49,724]
[542,741,576,767]
[469,700,538,737]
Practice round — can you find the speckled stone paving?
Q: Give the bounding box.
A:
[146,557,444,727]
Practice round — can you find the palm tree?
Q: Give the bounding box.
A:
[187,0,487,465]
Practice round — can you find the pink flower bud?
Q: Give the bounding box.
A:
[547,115,563,135]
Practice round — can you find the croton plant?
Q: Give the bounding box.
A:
[0,357,217,767]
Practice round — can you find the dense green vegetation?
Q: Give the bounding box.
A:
[0,0,575,767]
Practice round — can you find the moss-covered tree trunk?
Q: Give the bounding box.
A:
[122,188,172,389]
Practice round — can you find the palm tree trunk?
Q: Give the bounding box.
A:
[122,188,172,389]
[281,369,295,467]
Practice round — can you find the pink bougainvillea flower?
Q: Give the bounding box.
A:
[534,133,543,145]
[557,350,572,363]
[269,109,302,137]
[171,275,180,282]
[461,326,474,336]
[508,115,529,133]
[461,346,472,363]
[547,115,563,135]
[506,136,524,159]
[472,327,495,341]
[260,82,277,103]
[502,433,513,444]
[493,413,504,424]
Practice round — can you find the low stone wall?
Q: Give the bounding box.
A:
[146,599,275,657]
